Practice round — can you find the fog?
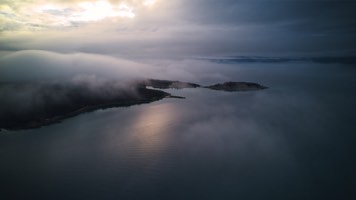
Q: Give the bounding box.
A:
[1,61,355,199]
[0,74,147,128]
[0,50,154,82]
[0,49,229,130]
[0,0,355,199]
[1,49,355,131]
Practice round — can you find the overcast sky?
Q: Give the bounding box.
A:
[0,0,355,58]
[1,0,355,128]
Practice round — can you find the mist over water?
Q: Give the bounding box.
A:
[1,61,355,200]
[1,0,355,199]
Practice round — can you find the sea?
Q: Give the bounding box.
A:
[1,60,355,200]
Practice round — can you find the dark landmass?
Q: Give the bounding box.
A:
[145,79,201,89]
[309,56,356,64]
[205,82,268,91]
[168,95,186,99]
[144,79,268,92]
[0,79,267,131]
[0,86,169,131]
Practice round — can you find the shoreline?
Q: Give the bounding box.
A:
[0,79,267,131]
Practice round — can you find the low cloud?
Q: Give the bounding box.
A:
[0,49,232,83]
[0,50,153,82]
[0,74,146,129]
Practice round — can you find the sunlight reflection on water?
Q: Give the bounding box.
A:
[131,103,177,156]
[99,102,179,176]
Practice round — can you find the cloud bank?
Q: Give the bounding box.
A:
[1,0,355,56]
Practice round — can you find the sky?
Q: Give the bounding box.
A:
[0,0,355,82]
[0,0,355,58]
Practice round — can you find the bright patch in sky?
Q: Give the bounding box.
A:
[117,4,135,18]
[0,0,159,31]
[75,1,135,21]
[143,0,157,7]
[37,1,135,22]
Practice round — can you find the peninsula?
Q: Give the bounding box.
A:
[0,79,267,131]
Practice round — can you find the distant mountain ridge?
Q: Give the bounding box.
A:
[199,56,356,64]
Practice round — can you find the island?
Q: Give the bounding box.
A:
[144,79,201,89]
[205,81,268,91]
[0,79,267,131]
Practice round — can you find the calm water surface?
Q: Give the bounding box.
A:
[1,62,355,199]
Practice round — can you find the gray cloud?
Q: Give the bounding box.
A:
[0,50,154,82]
[1,0,355,56]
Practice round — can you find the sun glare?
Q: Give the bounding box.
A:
[117,4,135,18]
[75,1,137,20]
[143,0,157,7]
[75,1,135,21]
[25,0,162,28]
[35,0,136,24]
